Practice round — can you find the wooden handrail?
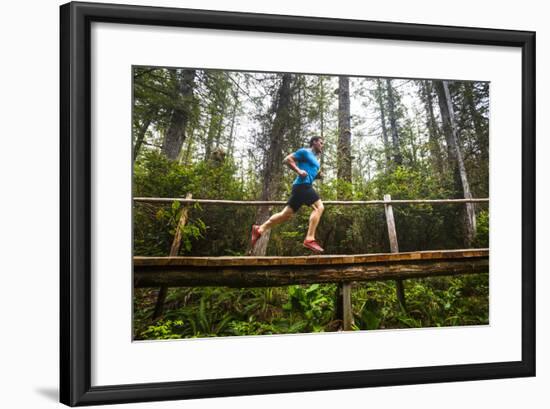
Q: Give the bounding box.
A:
[134,197,489,205]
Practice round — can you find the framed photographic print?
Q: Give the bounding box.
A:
[60,1,535,406]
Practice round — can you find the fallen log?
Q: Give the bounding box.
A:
[134,249,489,288]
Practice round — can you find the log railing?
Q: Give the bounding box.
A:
[134,197,488,205]
[134,195,489,329]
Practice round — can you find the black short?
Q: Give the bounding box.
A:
[287,184,320,212]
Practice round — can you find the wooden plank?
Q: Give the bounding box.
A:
[133,248,489,268]
[134,257,489,288]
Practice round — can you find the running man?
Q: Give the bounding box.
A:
[251,136,325,253]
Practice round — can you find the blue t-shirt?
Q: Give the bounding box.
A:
[292,148,320,186]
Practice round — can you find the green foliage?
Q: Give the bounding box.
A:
[474,210,489,248]
[369,166,465,251]
[133,151,254,256]
[352,275,488,331]
[140,320,187,340]
[283,284,333,325]
[134,275,488,340]
[134,285,337,339]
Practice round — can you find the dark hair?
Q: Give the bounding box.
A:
[309,136,323,147]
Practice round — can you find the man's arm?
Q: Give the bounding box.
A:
[283,153,307,178]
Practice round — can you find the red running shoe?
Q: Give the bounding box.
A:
[303,239,324,253]
[250,225,262,248]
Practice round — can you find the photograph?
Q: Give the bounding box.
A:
[132,66,490,340]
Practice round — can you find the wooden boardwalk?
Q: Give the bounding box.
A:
[134,248,489,288]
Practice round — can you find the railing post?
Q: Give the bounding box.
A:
[342,282,354,330]
[384,194,407,310]
[335,281,354,331]
[153,193,192,319]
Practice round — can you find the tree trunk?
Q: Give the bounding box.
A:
[435,80,477,246]
[317,76,328,167]
[204,73,230,160]
[420,81,444,175]
[204,116,215,160]
[386,79,403,166]
[319,78,325,139]
[251,73,293,256]
[133,116,152,163]
[182,129,195,166]
[227,91,239,157]
[336,76,353,329]
[463,82,488,161]
[162,69,196,161]
[134,252,489,288]
[375,79,391,169]
[337,76,352,185]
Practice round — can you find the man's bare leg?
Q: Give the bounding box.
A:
[305,200,324,241]
[257,206,294,235]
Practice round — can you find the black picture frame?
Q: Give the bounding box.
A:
[60,1,536,406]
